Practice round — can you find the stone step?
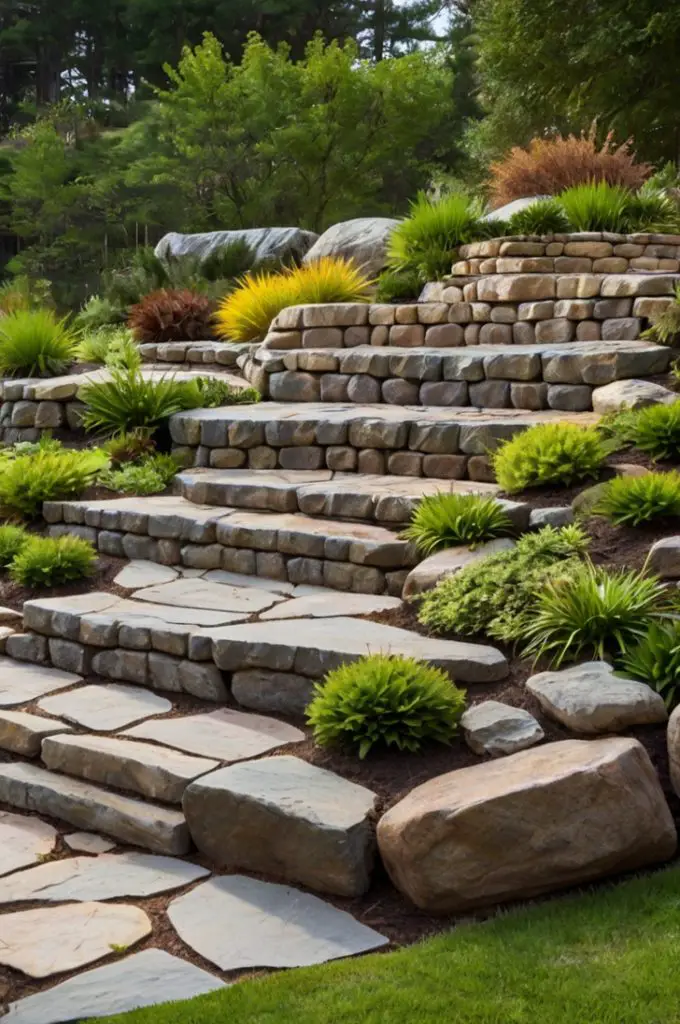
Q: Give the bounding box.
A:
[21,591,509,685]
[175,469,505,523]
[41,733,220,804]
[138,339,255,369]
[169,401,599,478]
[43,496,419,593]
[243,340,669,410]
[0,761,190,854]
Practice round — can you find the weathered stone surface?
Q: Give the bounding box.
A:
[156,226,317,267]
[377,737,676,912]
[207,616,507,683]
[529,506,573,528]
[114,561,179,589]
[0,850,208,904]
[184,756,377,896]
[168,875,388,969]
[5,950,224,1024]
[39,683,172,732]
[147,654,228,702]
[402,538,515,599]
[124,708,304,761]
[0,810,56,877]
[259,592,401,619]
[0,657,80,706]
[526,662,667,733]
[0,764,190,855]
[461,700,544,756]
[648,536,680,578]
[0,709,70,756]
[0,903,151,978]
[133,578,283,614]
[591,379,677,414]
[231,669,315,716]
[303,218,398,276]
[42,734,219,804]
[64,831,116,854]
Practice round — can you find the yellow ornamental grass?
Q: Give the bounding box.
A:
[214,257,373,342]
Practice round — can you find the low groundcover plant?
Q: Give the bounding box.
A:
[401,493,513,555]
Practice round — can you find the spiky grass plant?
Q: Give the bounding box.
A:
[9,535,97,587]
[594,472,680,526]
[401,493,512,555]
[0,447,108,519]
[215,257,372,342]
[128,288,215,343]
[307,654,466,759]
[506,199,570,236]
[386,191,486,279]
[623,401,680,461]
[492,422,612,493]
[0,309,76,377]
[620,621,680,707]
[557,182,631,233]
[523,563,667,667]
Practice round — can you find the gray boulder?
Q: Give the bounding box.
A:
[155,227,318,265]
[303,217,400,275]
[483,196,550,223]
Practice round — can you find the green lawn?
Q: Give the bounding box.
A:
[97,865,680,1024]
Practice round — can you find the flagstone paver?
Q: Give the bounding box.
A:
[38,683,172,731]
[42,733,220,804]
[0,657,81,707]
[114,561,180,589]
[64,831,116,854]
[132,578,287,614]
[0,709,71,756]
[259,591,402,619]
[168,875,389,970]
[0,763,190,855]
[0,902,152,978]
[124,708,305,761]
[0,811,56,877]
[0,851,209,904]
[4,948,226,1024]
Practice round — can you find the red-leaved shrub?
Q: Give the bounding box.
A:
[489,127,652,209]
[128,289,215,343]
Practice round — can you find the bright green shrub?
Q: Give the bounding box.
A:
[418,525,589,641]
[401,493,512,555]
[0,523,29,567]
[557,182,680,233]
[622,190,680,234]
[98,454,180,495]
[593,472,680,526]
[187,377,260,408]
[620,621,680,707]
[375,268,425,303]
[307,654,466,759]
[506,199,570,235]
[624,401,680,460]
[492,422,612,493]
[523,563,667,667]
[0,448,108,518]
[386,192,486,279]
[10,535,97,587]
[74,326,134,365]
[0,309,76,377]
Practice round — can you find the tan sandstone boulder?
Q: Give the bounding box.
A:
[377,737,676,913]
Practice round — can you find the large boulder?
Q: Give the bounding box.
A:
[302,217,400,276]
[591,379,677,415]
[155,228,318,266]
[483,196,550,223]
[377,737,676,913]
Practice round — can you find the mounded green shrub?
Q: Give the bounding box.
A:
[97,453,180,496]
[417,524,589,642]
[0,523,29,567]
[522,563,667,667]
[593,472,680,526]
[506,199,570,235]
[401,493,512,555]
[492,422,612,493]
[620,621,680,707]
[375,268,425,303]
[625,401,680,461]
[306,654,466,759]
[0,447,108,518]
[9,535,97,587]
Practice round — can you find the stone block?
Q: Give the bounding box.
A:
[389,324,425,347]
[576,320,601,341]
[447,303,473,323]
[510,382,548,410]
[368,304,395,325]
[301,328,343,349]
[553,299,594,320]
[302,304,368,328]
[512,322,536,344]
[347,375,381,403]
[601,317,642,340]
[547,384,592,411]
[325,446,357,471]
[395,305,418,324]
[381,379,420,405]
[518,301,554,321]
[479,323,513,345]
[535,319,575,343]
[468,380,511,408]
[422,454,467,478]
[477,274,556,303]
[386,451,422,476]
[419,381,468,406]
[425,324,464,347]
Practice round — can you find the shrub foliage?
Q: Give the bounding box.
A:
[0,309,76,377]
[98,454,181,496]
[594,473,680,526]
[0,523,29,567]
[401,493,512,555]
[492,423,612,493]
[0,446,108,518]
[10,535,97,587]
[386,192,486,279]
[307,654,466,759]
[128,288,215,343]
[620,621,680,708]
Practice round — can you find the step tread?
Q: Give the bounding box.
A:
[0,760,189,854]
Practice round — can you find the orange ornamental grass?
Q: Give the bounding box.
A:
[489,126,652,208]
[128,288,214,343]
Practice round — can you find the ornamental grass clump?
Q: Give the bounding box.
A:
[401,493,512,555]
[506,199,570,236]
[620,621,680,708]
[215,257,372,342]
[623,401,680,461]
[306,654,466,759]
[418,524,589,642]
[0,447,108,519]
[0,523,29,567]
[492,422,612,493]
[0,309,76,377]
[128,288,215,343]
[593,472,680,526]
[9,535,97,587]
[522,563,667,667]
[386,191,486,280]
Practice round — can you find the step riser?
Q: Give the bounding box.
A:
[244,341,670,410]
